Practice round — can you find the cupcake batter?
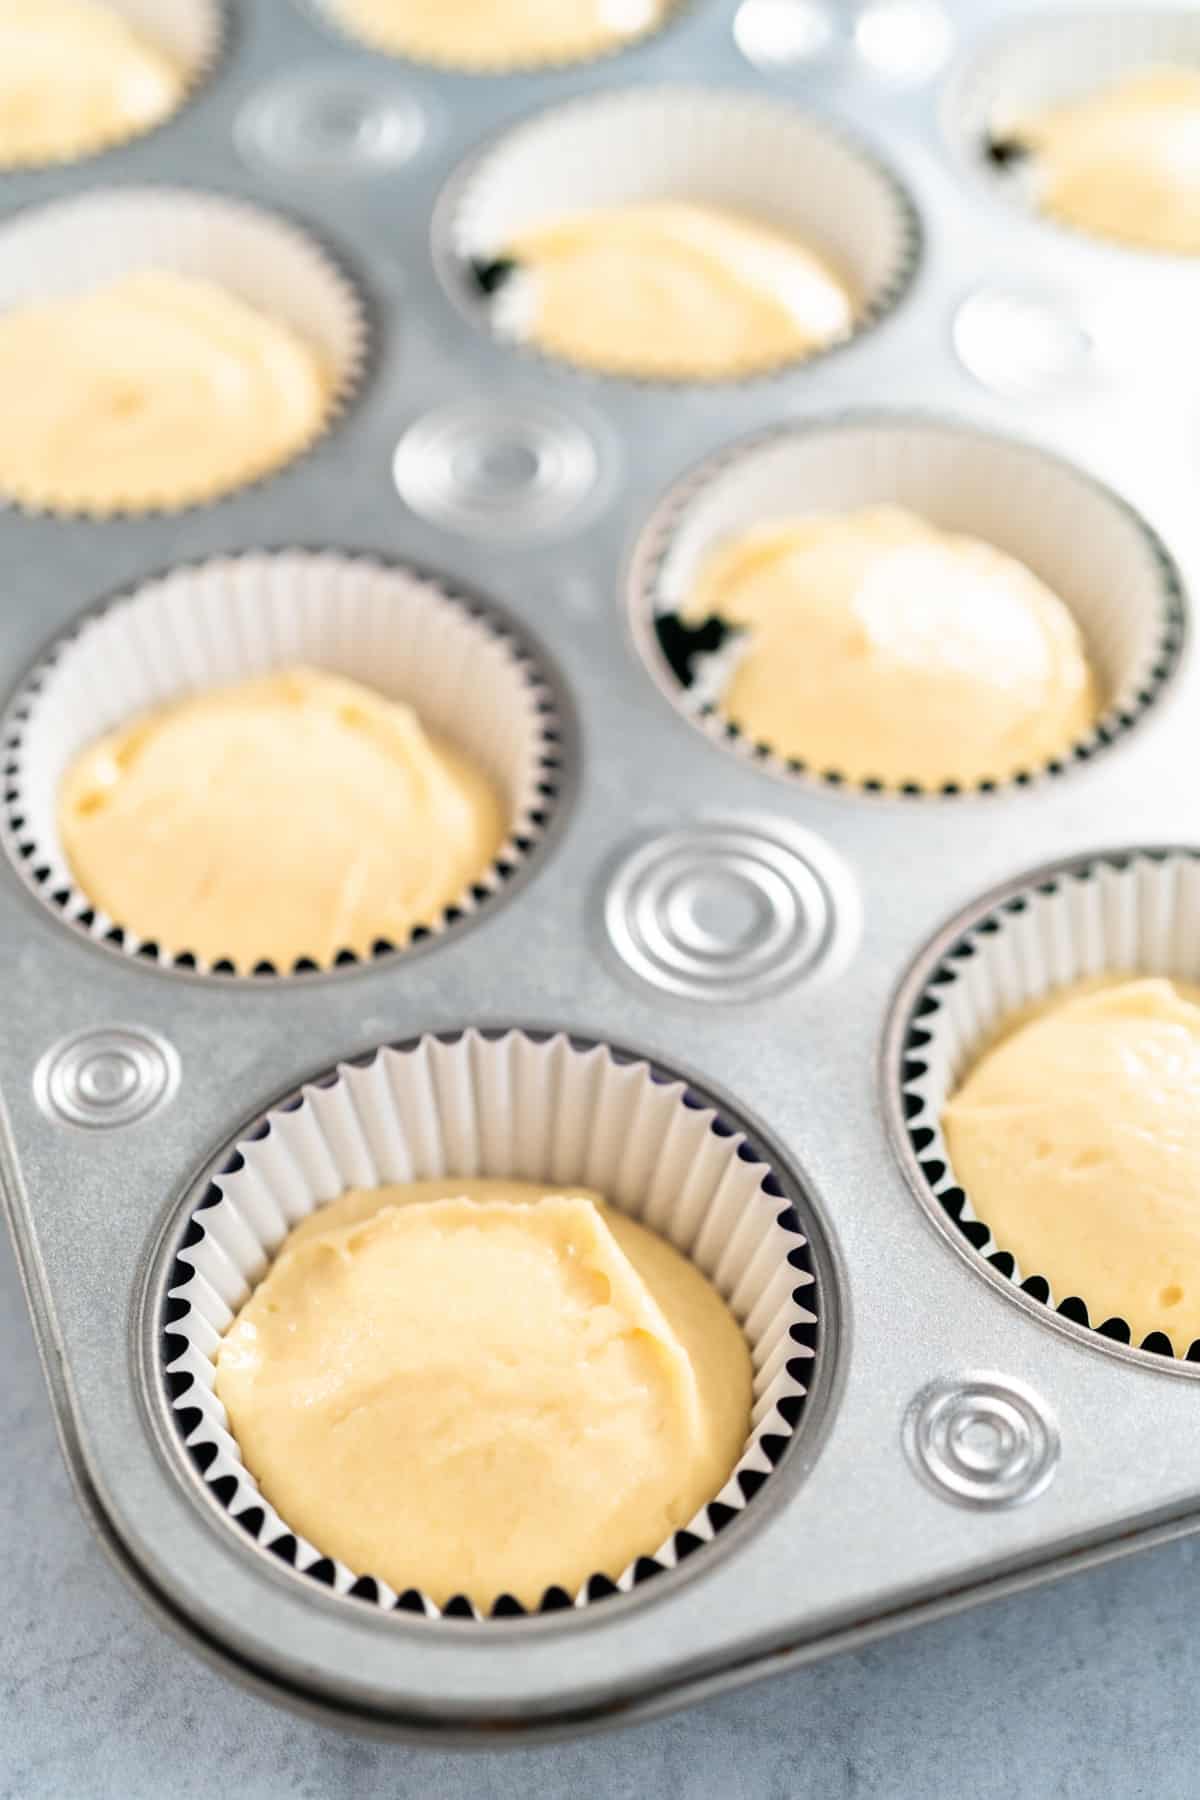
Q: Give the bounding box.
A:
[58,666,505,969]
[0,0,184,167]
[329,0,676,67]
[216,1181,753,1609]
[681,504,1097,785]
[1008,67,1200,253]
[944,978,1200,1353]
[330,0,671,68]
[500,201,855,379]
[0,270,330,513]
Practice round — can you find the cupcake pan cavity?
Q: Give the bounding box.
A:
[947,9,1200,250]
[629,417,1184,794]
[0,186,365,515]
[890,851,1200,1371]
[162,1030,817,1617]
[6,0,1200,1745]
[435,85,919,382]
[1,552,562,975]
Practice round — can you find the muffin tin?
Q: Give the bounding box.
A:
[4,0,1200,1745]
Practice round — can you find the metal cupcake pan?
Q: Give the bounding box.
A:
[4,0,1200,1744]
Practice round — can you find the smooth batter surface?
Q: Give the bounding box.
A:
[1012,68,1200,253]
[331,0,671,66]
[0,0,184,166]
[502,201,855,380]
[681,504,1097,785]
[59,667,505,969]
[216,1181,753,1609]
[944,978,1200,1353]
[0,271,330,514]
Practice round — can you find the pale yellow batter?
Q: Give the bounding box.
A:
[944,978,1200,1353]
[216,1180,753,1609]
[58,667,505,970]
[330,0,672,69]
[502,202,855,380]
[0,0,185,167]
[0,271,331,514]
[1011,68,1200,253]
[681,504,1097,786]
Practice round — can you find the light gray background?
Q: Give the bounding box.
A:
[3,1225,1189,1798]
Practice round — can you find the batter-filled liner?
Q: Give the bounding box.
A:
[162,1029,821,1618]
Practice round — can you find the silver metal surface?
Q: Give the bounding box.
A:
[392,396,604,539]
[4,0,1200,1746]
[33,1026,181,1132]
[903,1375,1060,1509]
[604,817,855,1000]
[732,0,839,68]
[235,65,427,178]
[952,289,1095,396]
[853,0,953,80]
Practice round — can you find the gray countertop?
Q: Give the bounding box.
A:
[1,1221,1186,1799]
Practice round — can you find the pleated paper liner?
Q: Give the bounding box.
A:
[0,0,226,169]
[162,1028,821,1619]
[309,0,684,72]
[894,848,1200,1371]
[435,86,919,384]
[1,551,562,977]
[628,416,1184,796]
[0,186,366,515]
[946,7,1200,254]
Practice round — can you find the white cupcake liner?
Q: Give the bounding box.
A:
[628,415,1185,795]
[945,9,1200,254]
[435,86,919,384]
[0,0,226,169]
[162,1028,819,1619]
[1,551,561,976]
[892,847,1200,1367]
[0,186,366,516]
[306,0,683,72]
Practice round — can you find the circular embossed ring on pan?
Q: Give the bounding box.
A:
[904,1374,1059,1507]
[393,397,603,540]
[605,818,858,1001]
[34,1025,180,1129]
